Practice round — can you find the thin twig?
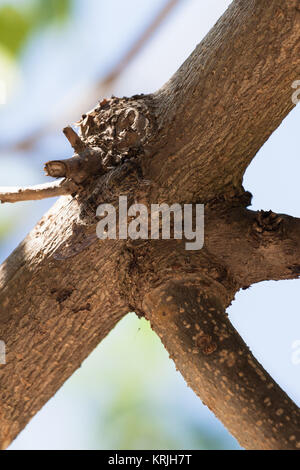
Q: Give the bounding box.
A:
[0,179,78,204]
[63,126,86,153]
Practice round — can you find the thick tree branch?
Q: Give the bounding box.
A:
[143,281,300,450]
[144,0,300,202]
[204,207,300,288]
[0,195,129,449]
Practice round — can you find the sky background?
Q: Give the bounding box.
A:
[0,0,299,450]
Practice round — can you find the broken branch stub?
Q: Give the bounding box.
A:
[0,97,154,204]
[44,151,104,184]
[63,126,87,153]
[44,126,105,184]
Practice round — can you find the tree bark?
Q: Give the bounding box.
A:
[0,0,300,450]
[144,0,300,203]
[0,196,129,449]
[143,281,299,450]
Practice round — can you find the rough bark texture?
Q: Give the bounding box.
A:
[144,281,300,450]
[144,0,300,203]
[1,0,300,450]
[0,180,77,203]
[0,195,130,449]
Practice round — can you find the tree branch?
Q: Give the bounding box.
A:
[0,179,78,204]
[63,126,87,153]
[145,0,300,202]
[0,195,129,449]
[143,281,300,450]
[204,207,300,288]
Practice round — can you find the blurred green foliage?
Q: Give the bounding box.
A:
[0,0,73,243]
[0,217,14,241]
[0,0,72,57]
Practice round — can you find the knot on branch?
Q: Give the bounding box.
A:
[45,96,154,188]
[195,333,218,355]
[1,96,155,203]
[252,210,283,235]
[76,95,154,167]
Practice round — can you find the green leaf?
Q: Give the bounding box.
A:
[0,217,15,240]
[0,0,73,57]
[30,0,72,27]
[0,6,31,56]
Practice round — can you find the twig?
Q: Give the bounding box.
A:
[63,126,87,153]
[0,179,78,204]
